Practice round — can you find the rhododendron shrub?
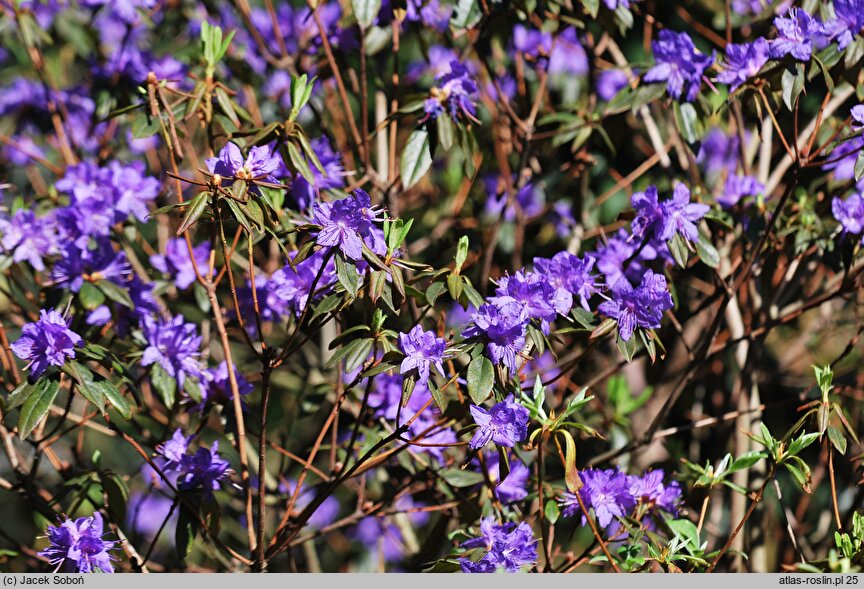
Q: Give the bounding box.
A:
[0,0,863,574]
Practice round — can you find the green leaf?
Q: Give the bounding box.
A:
[177,192,210,237]
[352,0,381,28]
[582,0,599,17]
[439,469,484,487]
[827,426,847,455]
[728,451,764,474]
[400,128,432,189]
[616,333,639,362]
[854,150,864,183]
[545,499,561,525]
[335,253,360,298]
[673,102,702,144]
[454,235,469,271]
[97,280,134,309]
[401,373,417,408]
[102,471,129,523]
[150,363,177,409]
[100,381,132,420]
[6,380,36,410]
[425,281,447,306]
[78,281,106,310]
[695,233,720,268]
[436,113,455,153]
[466,356,494,404]
[667,518,700,550]
[561,430,580,493]
[175,504,200,561]
[18,378,60,439]
[781,63,805,111]
[450,0,481,29]
[668,233,689,268]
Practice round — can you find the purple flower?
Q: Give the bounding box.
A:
[643,30,714,102]
[560,467,635,528]
[269,250,336,316]
[592,228,666,288]
[106,160,161,222]
[698,128,741,177]
[533,252,600,312]
[718,174,765,208]
[158,429,230,496]
[0,209,58,271]
[312,189,382,261]
[484,175,545,221]
[468,394,530,450]
[852,105,864,129]
[513,25,552,61]
[549,28,589,76]
[490,271,561,333]
[717,38,770,90]
[480,451,530,504]
[423,60,479,122]
[770,8,824,61]
[822,0,864,50]
[289,136,345,211]
[598,269,674,341]
[368,374,456,462]
[629,470,682,515]
[459,518,538,573]
[603,0,641,7]
[631,185,665,239]
[399,325,447,383]
[140,315,204,389]
[39,512,117,573]
[11,309,82,380]
[205,142,282,181]
[51,238,132,292]
[823,136,864,190]
[659,184,710,242]
[462,302,528,374]
[201,361,255,406]
[597,69,629,101]
[150,238,211,290]
[832,193,864,241]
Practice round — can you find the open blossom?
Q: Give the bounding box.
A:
[592,228,667,289]
[643,30,713,102]
[489,270,562,333]
[39,512,117,573]
[632,184,709,243]
[770,7,824,61]
[312,189,382,260]
[832,193,864,242]
[717,38,770,90]
[423,59,479,122]
[560,468,680,529]
[200,361,255,406]
[398,325,447,383]
[659,184,711,242]
[598,270,674,341]
[268,250,336,316]
[462,302,528,374]
[0,209,58,271]
[468,394,530,450]
[479,451,530,504]
[150,238,211,290]
[368,374,456,461]
[206,142,282,181]
[822,0,864,50]
[140,315,204,389]
[459,518,538,573]
[560,467,634,528]
[11,309,83,380]
[534,252,600,312]
[718,175,765,208]
[157,429,231,496]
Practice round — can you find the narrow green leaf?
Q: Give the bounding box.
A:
[400,128,432,189]
[18,379,60,439]
[466,356,494,404]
